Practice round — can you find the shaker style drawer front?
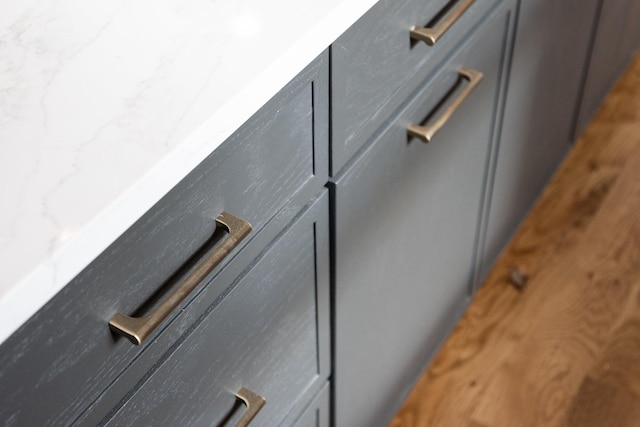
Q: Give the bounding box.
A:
[332,2,516,425]
[99,192,331,427]
[0,53,328,426]
[331,0,499,174]
[290,382,330,427]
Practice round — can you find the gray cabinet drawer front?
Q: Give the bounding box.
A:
[332,3,515,426]
[331,0,499,174]
[100,192,330,427]
[291,382,330,427]
[0,53,328,426]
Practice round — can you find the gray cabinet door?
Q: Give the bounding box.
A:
[331,3,516,426]
[576,0,640,133]
[481,0,600,276]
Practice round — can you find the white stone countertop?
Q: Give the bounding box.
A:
[0,0,377,343]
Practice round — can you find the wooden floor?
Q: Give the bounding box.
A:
[390,51,640,427]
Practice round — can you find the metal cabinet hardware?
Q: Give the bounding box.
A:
[109,212,252,345]
[407,67,483,143]
[234,388,266,427]
[410,0,475,46]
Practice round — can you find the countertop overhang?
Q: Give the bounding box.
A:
[0,0,377,343]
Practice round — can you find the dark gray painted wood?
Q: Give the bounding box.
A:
[96,192,330,427]
[73,186,330,426]
[331,4,516,426]
[481,0,600,279]
[0,52,329,427]
[331,0,500,175]
[575,0,640,134]
[291,382,330,427]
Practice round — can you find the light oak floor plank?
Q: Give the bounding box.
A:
[390,51,640,427]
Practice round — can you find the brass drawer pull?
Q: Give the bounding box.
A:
[234,387,266,427]
[410,0,475,46]
[408,68,483,143]
[109,212,252,345]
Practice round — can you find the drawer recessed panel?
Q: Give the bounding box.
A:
[99,192,330,427]
[0,53,328,426]
[331,0,499,174]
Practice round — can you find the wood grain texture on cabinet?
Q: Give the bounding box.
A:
[330,0,499,175]
[80,191,331,427]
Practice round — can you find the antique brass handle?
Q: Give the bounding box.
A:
[109,212,252,345]
[234,388,266,427]
[410,0,475,46]
[407,68,483,143]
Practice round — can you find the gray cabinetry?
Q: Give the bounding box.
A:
[576,0,640,133]
[87,192,330,427]
[0,53,329,426]
[331,0,500,175]
[331,3,516,425]
[4,1,640,426]
[481,0,600,274]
